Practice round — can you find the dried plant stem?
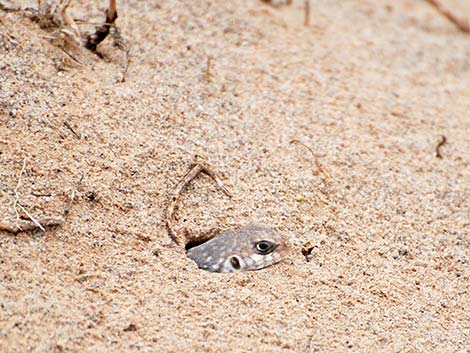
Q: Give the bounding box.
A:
[424,0,470,33]
[166,161,232,245]
[205,56,213,82]
[435,135,447,159]
[85,0,118,51]
[290,140,330,178]
[17,204,45,232]
[13,157,27,229]
[0,156,61,234]
[121,46,131,83]
[0,216,63,234]
[304,0,310,26]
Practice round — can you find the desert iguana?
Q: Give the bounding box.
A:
[186,224,285,273]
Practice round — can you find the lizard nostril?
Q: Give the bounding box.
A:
[230,256,241,270]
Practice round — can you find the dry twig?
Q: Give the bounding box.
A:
[424,0,470,33]
[120,46,131,83]
[0,156,63,234]
[435,135,447,159]
[166,161,232,245]
[60,0,81,46]
[57,45,83,65]
[63,120,81,139]
[290,139,330,178]
[85,0,118,51]
[205,56,213,83]
[304,0,310,26]
[0,216,64,234]
[17,204,45,232]
[17,1,82,48]
[0,2,20,12]
[13,157,27,229]
[260,0,292,7]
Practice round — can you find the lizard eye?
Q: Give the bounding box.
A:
[255,240,275,254]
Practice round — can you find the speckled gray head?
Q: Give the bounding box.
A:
[186,224,285,273]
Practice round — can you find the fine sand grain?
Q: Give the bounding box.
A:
[0,0,469,352]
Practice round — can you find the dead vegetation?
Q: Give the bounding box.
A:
[20,0,83,49]
[424,0,470,33]
[258,0,469,32]
[304,0,310,26]
[0,157,65,235]
[166,159,233,246]
[435,135,447,159]
[0,0,126,56]
[84,0,118,51]
[0,216,64,234]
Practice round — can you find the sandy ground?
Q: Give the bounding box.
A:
[0,0,469,352]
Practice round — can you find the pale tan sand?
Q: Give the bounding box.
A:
[0,0,469,352]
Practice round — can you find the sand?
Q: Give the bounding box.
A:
[0,0,469,352]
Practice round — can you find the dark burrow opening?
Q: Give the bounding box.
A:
[184,228,221,251]
[184,238,210,251]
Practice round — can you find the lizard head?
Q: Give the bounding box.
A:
[186,224,285,273]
